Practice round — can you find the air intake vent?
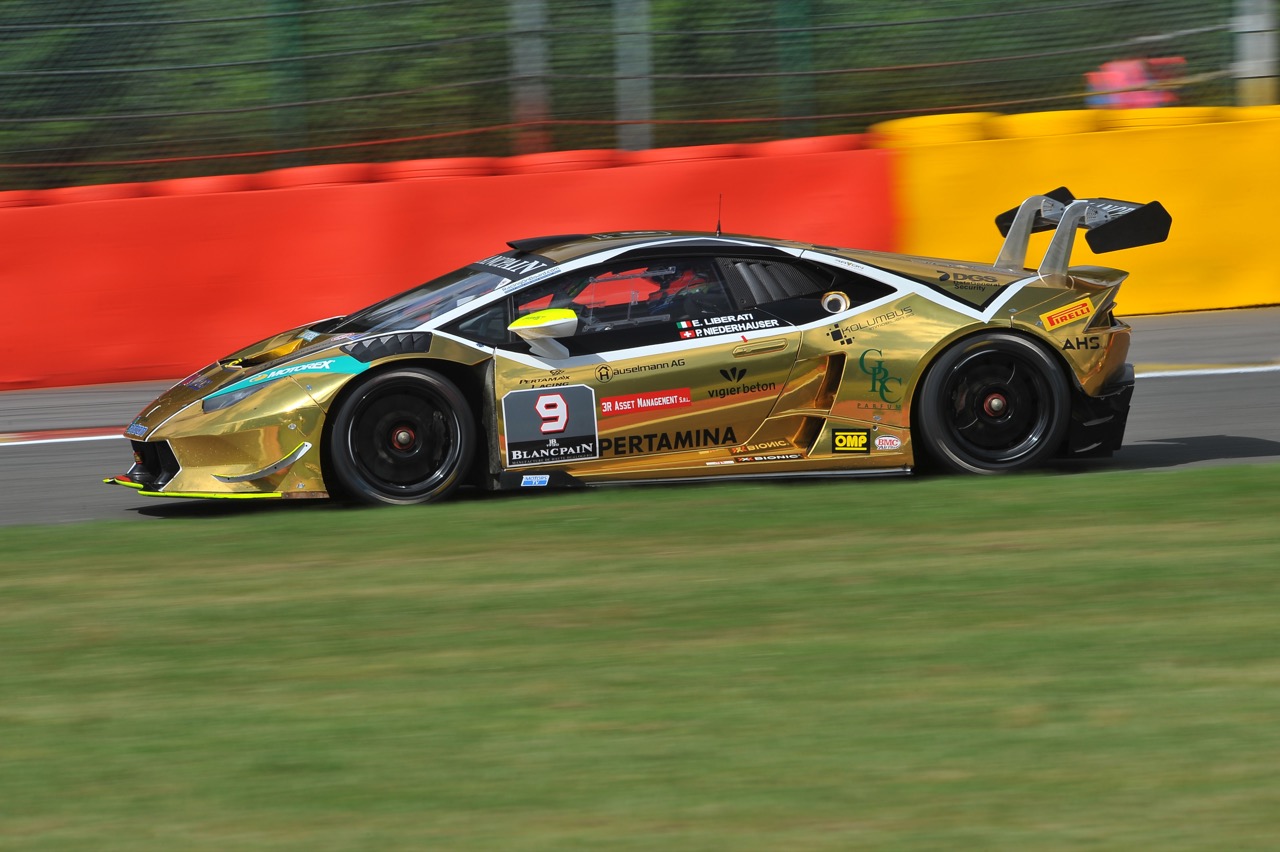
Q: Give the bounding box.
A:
[343,332,433,363]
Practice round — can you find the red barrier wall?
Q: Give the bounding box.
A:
[0,145,896,389]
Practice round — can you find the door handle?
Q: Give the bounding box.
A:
[732,338,788,357]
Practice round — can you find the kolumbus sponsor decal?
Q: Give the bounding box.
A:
[829,305,913,343]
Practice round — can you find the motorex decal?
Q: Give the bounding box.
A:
[204,354,370,400]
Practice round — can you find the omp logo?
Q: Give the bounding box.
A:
[832,428,870,454]
[720,367,747,383]
[1040,298,1094,330]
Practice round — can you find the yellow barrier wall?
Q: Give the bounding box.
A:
[886,111,1280,314]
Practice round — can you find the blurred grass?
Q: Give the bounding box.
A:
[2,465,1279,850]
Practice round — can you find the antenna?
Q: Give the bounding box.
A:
[716,194,722,237]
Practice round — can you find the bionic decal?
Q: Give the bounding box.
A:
[730,440,789,455]
[502,384,599,467]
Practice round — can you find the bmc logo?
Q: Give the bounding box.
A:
[832,428,870,454]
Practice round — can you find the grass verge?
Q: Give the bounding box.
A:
[2,465,1279,850]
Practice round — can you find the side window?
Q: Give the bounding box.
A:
[515,257,733,336]
[716,258,897,325]
[717,258,828,309]
[445,300,512,346]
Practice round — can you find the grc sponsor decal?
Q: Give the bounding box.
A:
[502,385,599,467]
[832,428,870,454]
[204,355,369,401]
[600,388,692,417]
[859,349,903,405]
[1039,297,1094,330]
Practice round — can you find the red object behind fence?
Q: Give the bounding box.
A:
[0,140,894,389]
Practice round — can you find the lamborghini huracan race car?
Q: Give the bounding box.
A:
[106,188,1170,505]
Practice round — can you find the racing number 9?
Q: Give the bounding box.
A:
[535,393,568,434]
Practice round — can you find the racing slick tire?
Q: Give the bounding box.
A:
[915,332,1070,474]
[327,367,476,504]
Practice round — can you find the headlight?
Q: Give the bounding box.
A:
[202,382,270,413]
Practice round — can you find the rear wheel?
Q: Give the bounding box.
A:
[916,332,1069,474]
[327,368,475,504]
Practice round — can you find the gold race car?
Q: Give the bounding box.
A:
[106,188,1170,504]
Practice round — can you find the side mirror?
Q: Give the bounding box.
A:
[508,308,578,359]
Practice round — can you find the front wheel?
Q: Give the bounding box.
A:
[915,332,1070,474]
[327,368,475,504]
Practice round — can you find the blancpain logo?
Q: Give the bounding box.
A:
[248,360,335,384]
[509,441,596,461]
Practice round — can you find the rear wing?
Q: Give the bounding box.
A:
[994,187,1171,277]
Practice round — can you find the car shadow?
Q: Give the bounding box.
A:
[128,484,526,520]
[129,434,1280,519]
[1049,434,1280,473]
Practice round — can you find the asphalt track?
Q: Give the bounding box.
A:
[1,307,1277,528]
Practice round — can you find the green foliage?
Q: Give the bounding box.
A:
[0,1,1237,188]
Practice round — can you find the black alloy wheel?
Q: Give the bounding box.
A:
[328,368,475,504]
[916,332,1070,474]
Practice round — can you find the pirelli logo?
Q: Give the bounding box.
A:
[832,428,870,454]
[1039,297,1094,330]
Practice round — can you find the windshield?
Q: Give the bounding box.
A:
[331,267,510,335]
